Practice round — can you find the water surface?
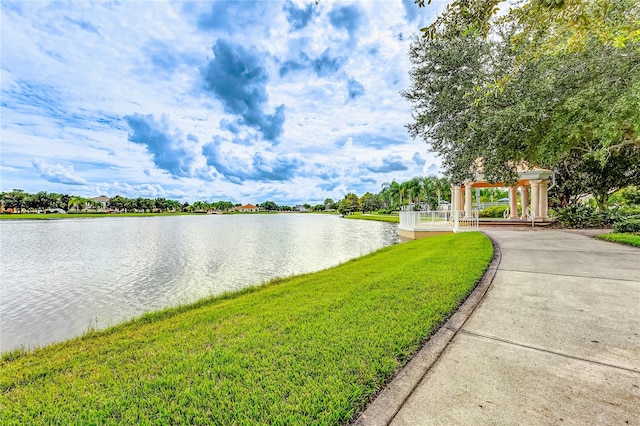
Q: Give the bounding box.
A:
[0,214,398,352]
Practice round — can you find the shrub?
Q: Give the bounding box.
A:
[479,206,508,218]
[554,205,623,228]
[620,186,640,206]
[377,208,394,215]
[479,205,522,218]
[613,219,640,233]
[618,206,640,217]
[67,210,107,215]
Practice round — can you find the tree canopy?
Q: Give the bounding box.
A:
[405,0,640,194]
[417,0,640,53]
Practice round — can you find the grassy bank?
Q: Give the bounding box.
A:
[0,233,492,425]
[344,212,399,223]
[597,232,640,247]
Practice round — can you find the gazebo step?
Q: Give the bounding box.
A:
[478,219,553,227]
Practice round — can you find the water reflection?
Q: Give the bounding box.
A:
[0,214,398,352]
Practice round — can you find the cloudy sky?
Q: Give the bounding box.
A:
[1,0,447,205]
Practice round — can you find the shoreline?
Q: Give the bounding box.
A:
[0,211,341,220]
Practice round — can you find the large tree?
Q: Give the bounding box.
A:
[550,145,640,209]
[260,200,278,211]
[3,189,28,213]
[29,191,57,212]
[417,0,639,53]
[403,33,495,183]
[359,192,380,213]
[109,195,128,212]
[578,145,640,209]
[338,193,361,215]
[404,1,640,188]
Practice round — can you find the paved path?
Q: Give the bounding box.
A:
[356,228,640,425]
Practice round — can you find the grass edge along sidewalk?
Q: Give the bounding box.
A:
[597,232,640,247]
[0,233,492,425]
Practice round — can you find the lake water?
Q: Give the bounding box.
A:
[0,214,398,353]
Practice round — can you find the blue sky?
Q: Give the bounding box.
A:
[1,0,446,205]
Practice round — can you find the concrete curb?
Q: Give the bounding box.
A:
[352,233,502,426]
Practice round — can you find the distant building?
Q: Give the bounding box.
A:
[234,203,258,213]
[90,196,110,211]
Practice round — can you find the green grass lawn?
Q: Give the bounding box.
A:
[344,212,399,223]
[597,232,640,247]
[0,233,492,425]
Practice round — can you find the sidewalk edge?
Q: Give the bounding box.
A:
[352,233,502,426]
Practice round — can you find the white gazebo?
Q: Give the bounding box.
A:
[399,165,554,240]
[452,166,554,222]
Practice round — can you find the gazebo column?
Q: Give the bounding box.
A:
[508,186,519,219]
[458,186,464,212]
[538,179,549,220]
[464,182,473,218]
[451,185,460,212]
[530,180,540,220]
[520,185,529,219]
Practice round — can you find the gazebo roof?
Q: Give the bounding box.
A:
[469,159,553,187]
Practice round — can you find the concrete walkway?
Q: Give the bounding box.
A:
[356,228,640,425]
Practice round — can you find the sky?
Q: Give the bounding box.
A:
[1,0,448,205]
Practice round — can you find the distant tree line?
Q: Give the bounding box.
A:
[0,190,189,214]
[0,179,520,217]
[335,175,452,215]
[0,190,321,215]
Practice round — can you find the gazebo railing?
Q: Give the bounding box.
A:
[505,207,536,226]
[399,210,478,232]
[527,207,535,227]
[454,210,479,232]
[400,210,451,230]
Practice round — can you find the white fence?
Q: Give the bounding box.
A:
[399,210,479,233]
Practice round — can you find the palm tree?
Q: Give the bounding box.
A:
[380,182,392,208]
[68,196,89,212]
[437,177,451,208]
[390,180,401,207]
[420,176,434,209]
[381,180,401,209]
[406,177,423,206]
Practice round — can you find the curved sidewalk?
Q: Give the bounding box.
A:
[356,228,640,425]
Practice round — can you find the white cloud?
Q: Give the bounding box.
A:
[1,0,444,204]
[32,159,87,185]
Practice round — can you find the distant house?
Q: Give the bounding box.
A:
[90,196,110,211]
[234,203,258,213]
